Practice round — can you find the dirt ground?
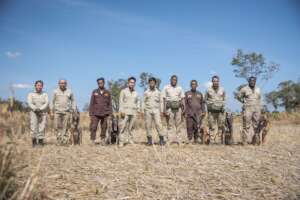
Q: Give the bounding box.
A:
[10,122,300,200]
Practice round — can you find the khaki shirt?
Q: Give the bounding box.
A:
[50,88,76,113]
[119,88,140,115]
[27,92,49,112]
[162,84,185,102]
[237,85,261,109]
[205,86,226,110]
[143,88,163,113]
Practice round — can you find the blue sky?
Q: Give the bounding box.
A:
[0,0,299,111]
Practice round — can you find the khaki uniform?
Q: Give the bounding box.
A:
[143,88,164,137]
[162,84,185,142]
[50,88,76,145]
[27,92,49,139]
[237,85,262,144]
[205,86,226,142]
[119,88,140,144]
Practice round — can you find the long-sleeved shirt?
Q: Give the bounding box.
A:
[237,85,261,109]
[162,84,185,102]
[27,91,49,112]
[205,86,226,111]
[119,87,140,115]
[185,90,205,117]
[50,88,76,113]
[89,88,113,116]
[143,88,163,113]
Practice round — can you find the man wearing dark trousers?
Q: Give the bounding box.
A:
[89,78,113,145]
[184,80,206,144]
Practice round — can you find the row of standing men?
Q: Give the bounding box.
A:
[27,75,262,147]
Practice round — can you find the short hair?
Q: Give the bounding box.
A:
[97,77,105,83]
[128,76,136,82]
[190,80,198,85]
[248,76,257,81]
[148,77,157,83]
[170,75,178,80]
[58,79,67,83]
[211,75,219,81]
[35,80,44,86]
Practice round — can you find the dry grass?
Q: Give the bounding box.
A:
[0,106,300,200]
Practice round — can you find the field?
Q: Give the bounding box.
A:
[1,110,300,200]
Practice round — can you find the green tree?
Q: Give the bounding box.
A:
[139,72,161,91]
[265,80,300,112]
[231,49,280,99]
[108,79,127,112]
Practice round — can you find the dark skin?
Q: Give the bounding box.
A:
[163,76,185,115]
[120,79,140,118]
[248,78,256,89]
[149,80,164,116]
[34,82,43,112]
[50,79,68,119]
[97,80,105,90]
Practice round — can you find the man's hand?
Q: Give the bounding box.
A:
[49,112,54,120]
[35,108,41,112]
[120,112,125,119]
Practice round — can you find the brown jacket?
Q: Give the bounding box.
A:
[185,90,205,117]
[89,88,112,116]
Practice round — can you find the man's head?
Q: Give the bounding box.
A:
[248,76,256,88]
[148,77,156,90]
[211,75,220,89]
[97,77,105,89]
[35,80,44,93]
[128,76,136,90]
[170,75,178,87]
[58,79,67,91]
[190,80,198,91]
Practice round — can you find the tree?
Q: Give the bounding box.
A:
[139,72,161,91]
[231,49,280,99]
[265,80,300,112]
[108,79,127,112]
[231,49,280,81]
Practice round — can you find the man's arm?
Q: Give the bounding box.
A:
[119,90,124,114]
[39,93,49,111]
[89,91,95,116]
[70,91,77,112]
[27,93,37,111]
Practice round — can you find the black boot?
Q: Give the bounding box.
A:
[159,136,165,146]
[147,136,153,146]
[32,138,37,147]
[38,139,44,146]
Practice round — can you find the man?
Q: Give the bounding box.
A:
[89,78,113,145]
[162,75,185,144]
[119,77,140,147]
[143,77,165,146]
[50,79,76,145]
[237,76,262,145]
[27,80,49,147]
[184,80,206,144]
[205,75,226,144]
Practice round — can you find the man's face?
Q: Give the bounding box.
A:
[170,77,177,86]
[249,78,256,88]
[128,79,136,89]
[212,78,219,88]
[191,81,197,91]
[149,80,156,89]
[35,82,43,93]
[59,80,67,90]
[98,80,105,89]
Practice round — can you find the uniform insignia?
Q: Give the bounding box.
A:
[94,92,99,96]
[188,95,192,98]
[104,93,109,97]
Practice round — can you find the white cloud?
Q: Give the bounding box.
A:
[11,83,31,89]
[5,51,22,59]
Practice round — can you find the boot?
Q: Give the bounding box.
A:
[146,136,153,146]
[38,139,44,146]
[32,138,37,147]
[159,136,166,146]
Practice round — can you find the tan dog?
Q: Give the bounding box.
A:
[252,112,270,145]
[69,110,82,145]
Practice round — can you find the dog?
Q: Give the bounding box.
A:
[252,112,270,145]
[106,114,120,145]
[69,110,82,145]
[224,112,234,145]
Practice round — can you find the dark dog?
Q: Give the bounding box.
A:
[106,114,120,144]
[252,112,270,145]
[224,112,234,145]
[69,110,82,145]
